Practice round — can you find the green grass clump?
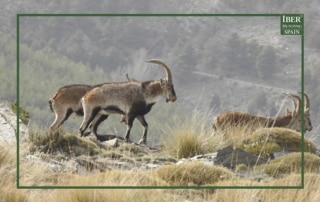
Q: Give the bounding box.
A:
[240,127,317,157]
[11,100,29,125]
[256,152,320,178]
[29,128,100,156]
[155,161,233,186]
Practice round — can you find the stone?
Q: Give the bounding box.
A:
[214,145,268,169]
[102,138,119,147]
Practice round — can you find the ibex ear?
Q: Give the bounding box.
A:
[285,107,292,116]
[160,78,167,86]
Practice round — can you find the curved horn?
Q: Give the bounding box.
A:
[146,59,172,83]
[287,93,301,114]
[298,92,310,112]
[304,93,310,112]
[283,93,297,112]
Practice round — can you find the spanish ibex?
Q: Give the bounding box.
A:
[79,59,177,144]
[212,92,312,132]
[49,74,135,136]
[49,84,92,130]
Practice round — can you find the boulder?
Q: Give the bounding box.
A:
[214,145,268,169]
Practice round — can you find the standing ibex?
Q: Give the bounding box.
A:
[49,75,136,137]
[49,84,92,130]
[212,93,312,132]
[79,59,177,144]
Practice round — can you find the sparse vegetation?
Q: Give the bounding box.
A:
[1,121,320,201]
[10,101,29,125]
[255,152,320,178]
[29,128,100,156]
[154,161,233,186]
[214,121,259,146]
[165,113,222,158]
[241,128,317,157]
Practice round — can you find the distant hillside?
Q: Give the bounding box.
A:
[0,0,319,146]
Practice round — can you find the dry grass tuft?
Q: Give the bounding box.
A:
[154,161,233,186]
[242,127,317,157]
[29,128,100,157]
[168,128,204,158]
[213,117,268,146]
[0,143,29,201]
[255,152,320,178]
[165,113,223,158]
[209,174,320,202]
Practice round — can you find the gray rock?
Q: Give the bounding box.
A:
[0,103,28,144]
[214,145,268,169]
[102,138,119,147]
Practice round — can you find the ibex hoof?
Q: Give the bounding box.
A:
[138,139,147,145]
[125,138,132,143]
[83,131,91,137]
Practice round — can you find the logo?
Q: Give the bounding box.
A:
[281,14,303,35]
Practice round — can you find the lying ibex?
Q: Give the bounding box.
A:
[79,59,177,144]
[212,93,312,132]
[49,74,135,136]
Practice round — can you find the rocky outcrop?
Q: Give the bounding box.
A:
[0,103,28,144]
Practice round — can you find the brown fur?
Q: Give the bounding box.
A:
[79,59,177,144]
[49,75,136,134]
[49,84,92,129]
[213,111,296,131]
[213,93,313,133]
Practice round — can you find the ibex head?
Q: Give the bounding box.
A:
[146,59,177,103]
[284,92,312,132]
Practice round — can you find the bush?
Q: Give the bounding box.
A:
[11,100,29,125]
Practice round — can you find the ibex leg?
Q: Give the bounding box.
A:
[136,115,148,144]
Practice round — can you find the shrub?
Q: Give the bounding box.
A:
[11,100,29,125]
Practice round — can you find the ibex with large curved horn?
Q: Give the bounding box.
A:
[79,59,177,144]
[284,92,312,131]
[212,92,312,132]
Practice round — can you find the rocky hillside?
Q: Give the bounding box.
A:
[1,102,319,182]
[0,103,28,144]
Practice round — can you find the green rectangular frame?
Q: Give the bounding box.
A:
[16,13,305,189]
